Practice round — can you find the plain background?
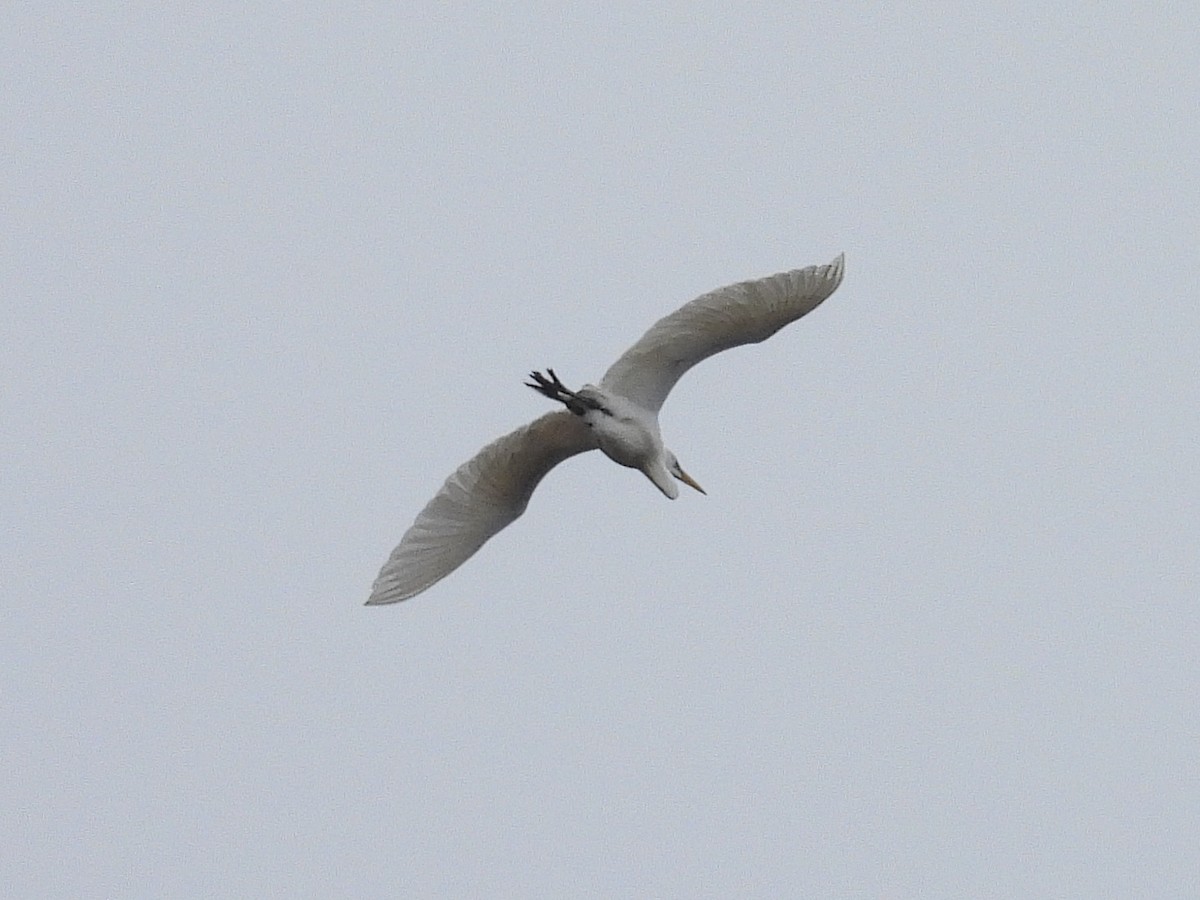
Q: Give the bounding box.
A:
[5,5,1198,897]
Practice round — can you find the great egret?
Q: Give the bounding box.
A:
[368,254,845,604]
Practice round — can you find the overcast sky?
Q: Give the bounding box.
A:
[5,4,1199,897]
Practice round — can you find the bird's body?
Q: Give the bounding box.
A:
[368,254,845,604]
[583,393,659,469]
[570,385,687,499]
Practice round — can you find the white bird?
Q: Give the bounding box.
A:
[368,254,845,604]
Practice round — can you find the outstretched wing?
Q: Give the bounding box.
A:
[368,411,596,604]
[601,255,845,412]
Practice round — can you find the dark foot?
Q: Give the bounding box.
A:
[526,369,591,416]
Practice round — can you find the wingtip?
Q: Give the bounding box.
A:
[366,573,439,606]
[364,587,413,606]
[364,580,409,606]
[821,253,846,291]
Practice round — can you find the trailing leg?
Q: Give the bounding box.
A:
[525,369,597,416]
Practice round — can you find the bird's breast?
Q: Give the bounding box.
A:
[586,412,658,470]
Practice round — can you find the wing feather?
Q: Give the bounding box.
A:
[601,254,845,412]
[367,411,595,604]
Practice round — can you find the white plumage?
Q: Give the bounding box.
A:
[368,254,845,605]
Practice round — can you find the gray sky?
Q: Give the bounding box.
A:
[5,4,1199,897]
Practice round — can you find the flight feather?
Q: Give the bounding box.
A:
[368,411,595,604]
[601,255,845,412]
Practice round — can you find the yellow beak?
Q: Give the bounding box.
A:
[675,466,706,495]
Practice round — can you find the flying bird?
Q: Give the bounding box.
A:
[368,254,845,604]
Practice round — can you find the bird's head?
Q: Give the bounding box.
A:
[643,451,704,500]
[667,452,706,496]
